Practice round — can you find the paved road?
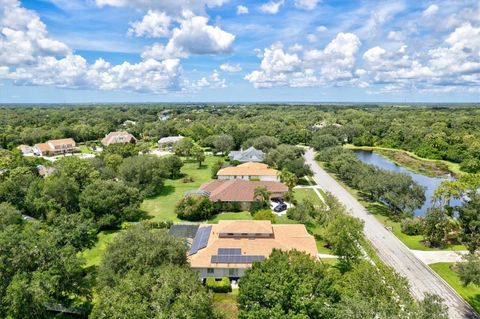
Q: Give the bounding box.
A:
[304,148,479,319]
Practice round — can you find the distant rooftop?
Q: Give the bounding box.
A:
[228,146,264,162]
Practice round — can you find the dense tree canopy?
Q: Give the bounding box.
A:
[80,179,142,229]
[0,217,91,318]
[118,155,166,196]
[238,250,447,319]
[92,225,219,319]
[175,195,215,221]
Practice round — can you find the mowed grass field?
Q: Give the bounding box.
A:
[141,156,219,221]
[294,187,325,206]
[430,262,480,313]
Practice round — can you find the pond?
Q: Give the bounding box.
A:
[353,150,462,216]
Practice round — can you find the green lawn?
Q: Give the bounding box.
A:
[141,156,219,221]
[375,214,465,251]
[294,187,325,206]
[213,290,239,319]
[81,230,118,267]
[430,262,480,313]
[78,145,91,153]
[209,211,253,223]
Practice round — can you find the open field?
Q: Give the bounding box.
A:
[430,262,480,313]
[345,144,463,177]
[141,156,219,221]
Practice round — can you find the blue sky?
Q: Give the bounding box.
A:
[0,0,479,103]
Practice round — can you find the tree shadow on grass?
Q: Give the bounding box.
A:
[146,185,176,199]
[365,201,391,217]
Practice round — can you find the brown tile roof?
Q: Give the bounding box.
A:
[34,143,51,153]
[217,162,279,177]
[200,180,288,202]
[101,131,136,146]
[188,220,318,268]
[47,138,76,147]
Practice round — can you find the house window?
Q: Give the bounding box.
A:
[229,268,238,277]
[207,268,214,274]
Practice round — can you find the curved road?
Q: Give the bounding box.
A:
[304,148,478,319]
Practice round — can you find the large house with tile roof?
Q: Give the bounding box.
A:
[199,179,288,211]
[217,162,280,182]
[34,138,76,156]
[101,131,136,146]
[188,220,317,279]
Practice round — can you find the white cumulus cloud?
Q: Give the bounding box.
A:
[294,0,320,10]
[423,4,439,18]
[128,10,171,38]
[259,0,284,15]
[142,14,235,60]
[94,0,229,16]
[236,5,249,15]
[220,63,242,72]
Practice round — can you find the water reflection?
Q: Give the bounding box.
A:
[353,150,462,216]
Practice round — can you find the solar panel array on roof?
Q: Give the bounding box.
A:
[211,255,265,263]
[188,226,212,256]
[218,248,242,255]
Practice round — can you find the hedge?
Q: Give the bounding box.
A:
[206,277,232,293]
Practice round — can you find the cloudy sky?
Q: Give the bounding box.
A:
[0,0,479,103]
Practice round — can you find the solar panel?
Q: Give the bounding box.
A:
[211,255,265,263]
[218,248,242,255]
[188,226,212,255]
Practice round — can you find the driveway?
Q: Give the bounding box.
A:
[304,148,479,319]
[412,250,468,265]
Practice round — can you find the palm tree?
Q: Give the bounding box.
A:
[279,169,298,192]
[254,187,270,206]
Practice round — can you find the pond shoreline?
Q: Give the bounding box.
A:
[344,144,461,178]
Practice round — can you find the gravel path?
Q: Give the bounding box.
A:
[304,148,479,319]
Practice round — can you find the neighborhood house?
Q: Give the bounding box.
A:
[228,147,265,163]
[158,135,185,148]
[199,179,288,210]
[188,220,317,279]
[34,138,76,156]
[101,131,137,146]
[17,144,35,156]
[217,162,280,182]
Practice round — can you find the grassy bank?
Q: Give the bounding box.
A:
[315,160,465,252]
[430,262,480,313]
[344,144,463,177]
